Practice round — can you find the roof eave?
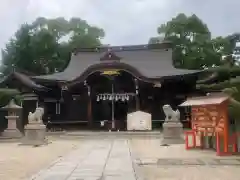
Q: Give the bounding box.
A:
[0,72,50,92]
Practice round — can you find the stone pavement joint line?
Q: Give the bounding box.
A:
[103,139,136,180]
[31,139,136,180]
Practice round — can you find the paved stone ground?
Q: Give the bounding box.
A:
[31,139,136,180]
[30,137,240,180]
[1,136,240,180]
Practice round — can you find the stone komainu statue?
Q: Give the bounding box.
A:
[162,104,180,122]
[28,107,44,123]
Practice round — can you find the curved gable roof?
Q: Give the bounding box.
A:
[32,43,200,82]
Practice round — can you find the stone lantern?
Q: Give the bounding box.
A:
[1,99,23,138]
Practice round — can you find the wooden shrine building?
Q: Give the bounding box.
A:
[0,42,202,130]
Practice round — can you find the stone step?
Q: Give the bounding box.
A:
[47,131,163,139]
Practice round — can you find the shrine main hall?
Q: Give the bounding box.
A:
[0,42,202,130]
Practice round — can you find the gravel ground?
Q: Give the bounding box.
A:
[0,137,80,180]
[129,138,240,180]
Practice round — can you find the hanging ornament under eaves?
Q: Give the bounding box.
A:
[96,95,100,102]
[121,95,125,102]
[103,94,106,100]
[126,95,129,101]
[109,95,113,100]
[115,95,119,101]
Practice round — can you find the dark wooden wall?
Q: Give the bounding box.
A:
[43,96,88,124]
[22,100,37,125]
[25,73,198,130]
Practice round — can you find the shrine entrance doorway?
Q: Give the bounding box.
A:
[88,70,137,131]
[92,100,130,130]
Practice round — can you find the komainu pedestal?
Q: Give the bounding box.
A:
[161,104,184,145]
[21,107,47,146]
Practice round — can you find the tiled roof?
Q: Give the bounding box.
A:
[179,93,229,106]
[32,43,200,82]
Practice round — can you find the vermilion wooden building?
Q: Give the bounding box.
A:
[181,93,240,156]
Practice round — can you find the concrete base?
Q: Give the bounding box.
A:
[1,129,23,139]
[21,123,47,146]
[161,122,184,145]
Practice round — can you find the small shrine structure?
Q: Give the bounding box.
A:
[180,93,240,156]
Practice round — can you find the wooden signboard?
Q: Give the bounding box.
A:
[180,93,232,155]
[101,70,120,76]
[191,104,226,135]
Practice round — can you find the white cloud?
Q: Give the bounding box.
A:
[0,0,240,52]
[0,0,182,49]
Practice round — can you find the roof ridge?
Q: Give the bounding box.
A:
[73,42,172,54]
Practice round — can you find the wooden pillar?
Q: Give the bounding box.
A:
[22,93,38,129]
[135,94,140,110]
[223,103,229,153]
[134,79,140,110]
[87,97,92,128]
[85,81,92,128]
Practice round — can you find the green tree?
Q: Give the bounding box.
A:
[149,13,226,69]
[1,17,105,75]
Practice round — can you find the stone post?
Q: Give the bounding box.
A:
[161,104,184,145]
[1,99,23,138]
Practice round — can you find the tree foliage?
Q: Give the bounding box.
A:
[149,13,240,121]
[0,88,21,107]
[1,17,105,75]
[149,13,236,70]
